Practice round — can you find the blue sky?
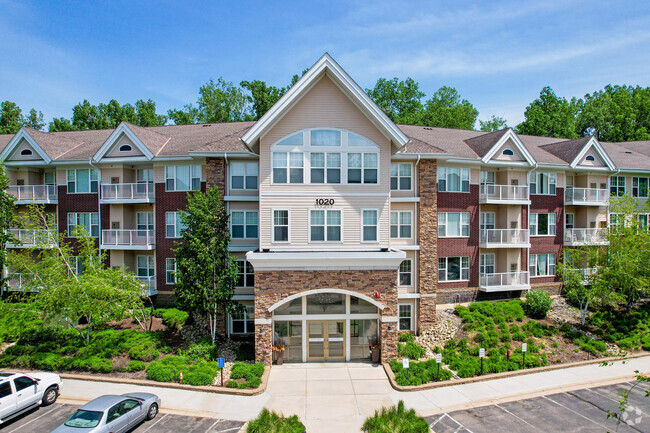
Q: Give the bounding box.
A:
[1,0,649,128]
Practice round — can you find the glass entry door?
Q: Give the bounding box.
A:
[307,320,345,361]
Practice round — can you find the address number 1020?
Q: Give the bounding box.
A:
[315,199,335,206]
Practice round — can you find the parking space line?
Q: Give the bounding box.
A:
[446,413,474,433]
[217,426,243,433]
[494,404,543,432]
[205,418,221,432]
[541,395,613,431]
[7,404,66,433]
[140,413,168,432]
[429,413,447,428]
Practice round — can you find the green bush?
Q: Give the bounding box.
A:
[524,290,552,319]
[160,308,189,330]
[183,341,217,361]
[0,303,43,343]
[398,333,414,342]
[362,401,429,433]
[32,352,62,371]
[230,362,265,388]
[183,362,218,386]
[397,341,426,360]
[247,409,305,433]
[128,344,160,362]
[227,380,239,388]
[146,356,187,382]
[127,360,146,372]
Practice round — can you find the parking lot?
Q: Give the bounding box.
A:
[0,403,244,433]
[426,382,650,433]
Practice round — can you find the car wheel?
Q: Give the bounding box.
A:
[42,387,58,406]
[146,403,158,420]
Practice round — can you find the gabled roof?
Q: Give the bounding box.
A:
[241,53,409,150]
[93,122,158,161]
[540,136,616,170]
[0,128,57,163]
[466,128,536,165]
[464,129,510,158]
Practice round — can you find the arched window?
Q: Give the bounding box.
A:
[119,144,132,152]
[502,149,514,156]
[20,148,33,156]
[586,155,595,161]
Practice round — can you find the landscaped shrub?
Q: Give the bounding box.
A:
[390,359,452,385]
[363,401,429,433]
[183,340,217,361]
[228,362,265,388]
[0,303,42,343]
[128,344,160,362]
[158,308,189,330]
[183,362,219,386]
[227,380,239,388]
[247,409,305,433]
[523,290,552,319]
[32,352,62,371]
[146,356,187,382]
[127,360,146,372]
[398,333,414,342]
[397,341,426,360]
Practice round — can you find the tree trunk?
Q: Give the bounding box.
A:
[580,300,589,327]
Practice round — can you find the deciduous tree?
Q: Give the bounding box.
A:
[516,87,579,138]
[479,115,508,132]
[240,80,286,121]
[366,77,425,124]
[0,166,16,293]
[420,86,479,130]
[0,101,24,134]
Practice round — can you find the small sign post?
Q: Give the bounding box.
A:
[218,358,225,386]
[402,358,410,381]
[436,353,442,381]
[521,343,527,369]
[479,348,485,375]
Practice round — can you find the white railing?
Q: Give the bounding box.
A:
[136,276,157,296]
[479,271,530,290]
[101,229,155,248]
[8,185,57,202]
[564,228,607,245]
[569,267,597,283]
[479,229,530,246]
[480,184,529,203]
[564,187,609,205]
[7,229,57,247]
[7,273,27,290]
[100,183,155,202]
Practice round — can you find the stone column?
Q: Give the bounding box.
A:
[418,159,438,332]
[205,157,226,194]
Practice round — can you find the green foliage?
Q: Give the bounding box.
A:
[366,77,425,124]
[0,302,42,343]
[420,86,479,129]
[0,166,16,292]
[515,86,579,139]
[240,80,287,121]
[153,308,189,330]
[246,409,306,433]
[479,115,508,132]
[522,321,557,338]
[589,304,650,351]
[181,340,218,361]
[398,333,414,342]
[127,360,146,372]
[524,290,552,319]
[227,380,239,388]
[362,401,429,433]
[146,356,185,382]
[230,361,265,386]
[397,341,426,360]
[391,359,453,385]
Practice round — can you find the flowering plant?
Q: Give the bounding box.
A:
[272,340,285,352]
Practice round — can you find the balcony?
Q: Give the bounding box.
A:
[564,228,608,246]
[8,185,57,204]
[7,273,27,291]
[564,187,608,206]
[136,276,158,296]
[479,229,530,248]
[479,184,530,205]
[100,183,155,204]
[479,271,530,292]
[101,230,155,250]
[7,229,57,248]
[569,268,598,285]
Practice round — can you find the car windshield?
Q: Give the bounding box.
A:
[64,409,104,428]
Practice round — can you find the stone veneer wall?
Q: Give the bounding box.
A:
[254,270,398,365]
[417,159,438,332]
[205,157,227,194]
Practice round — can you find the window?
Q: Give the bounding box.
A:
[636,214,650,233]
[119,144,132,152]
[502,149,514,156]
[390,211,412,238]
[231,211,258,239]
[348,153,378,184]
[439,212,470,237]
[165,165,201,191]
[398,304,412,331]
[391,163,412,190]
[165,258,177,284]
[44,170,55,185]
[632,177,650,198]
[438,257,470,282]
[231,304,254,334]
[311,129,341,146]
[273,210,289,242]
[67,212,99,237]
[310,153,341,183]
[610,213,623,229]
[479,253,495,275]
[236,260,254,287]
[13,376,36,391]
[136,168,153,190]
[530,213,556,236]
[310,210,341,242]
[480,171,495,185]
[438,167,470,192]
[136,212,154,232]
[137,255,155,278]
[585,155,595,161]
[0,382,11,398]
[20,148,33,156]
[399,260,412,286]
[530,253,556,277]
[276,132,303,146]
[165,212,186,238]
[529,172,556,195]
[610,176,625,196]
[67,169,98,193]
[231,161,258,190]
[362,210,378,242]
[272,152,303,184]
[565,213,574,230]
[480,212,495,230]
[69,256,84,276]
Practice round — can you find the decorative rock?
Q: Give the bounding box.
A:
[416,310,461,358]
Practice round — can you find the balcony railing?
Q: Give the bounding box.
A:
[479,184,530,204]
[569,268,598,284]
[8,185,58,203]
[101,229,155,249]
[564,228,608,246]
[564,187,609,206]
[100,183,155,203]
[479,229,530,248]
[479,271,530,292]
[7,229,57,248]
[136,276,157,296]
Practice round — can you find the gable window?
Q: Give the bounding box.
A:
[438,256,470,282]
[530,253,556,277]
[310,210,341,242]
[236,260,254,287]
[231,161,258,190]
[165,165,201,191]
[438,167,470,192]
[390,211,412,238]
[632,177,650,198]
[362,210,378,242]
[439,212,470,237]
[530,213,556,236]
[231,211,258,239]
[398,304,413,331]
[585,155,595,161]
[119,144,132,152]
[67,169,98,193]
[165,258,177,284]
[502,149,514,156]
[529,172,556,195]
[272,152,303,184]
[610,176,625,196]
[311,129,341,146]
[67,212,99,237]
[399,259,412,286]
[310,153,341,184]
[348,153,378,184]
[273,210,289,242]
[20,149,33,156]
[230,305,254,334]
[165,212,186,238]
[391,163,412,190]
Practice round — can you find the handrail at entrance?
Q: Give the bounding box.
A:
[268,288,385,312]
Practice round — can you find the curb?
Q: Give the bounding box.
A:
[383,351,649,392]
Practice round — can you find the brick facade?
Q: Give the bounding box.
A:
[57,186,100,250]
[417,159,438,333]
[529,188,564,286]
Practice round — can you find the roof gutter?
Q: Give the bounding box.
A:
[88,158,102,258]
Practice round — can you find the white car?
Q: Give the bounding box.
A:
[0,371,62,424]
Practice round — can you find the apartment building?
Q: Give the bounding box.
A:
[1,54,649,364]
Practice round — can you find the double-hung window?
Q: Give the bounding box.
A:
[231,211,258,239]
[632,177,650,198]
[272,152,303,184]
[438,167,470,192]
[399,260,412,286]
[137,255,155,278]
[439,212,469,237]
[530,253,556,277]
[529,172,557,195]
[479,253,495,275]
[438,257,470,282]
[390,211,412,238]
[165,165,201,191]
[136,168,153,195]
[530,213,556,236]
[610,176,626,196]
[67,212,99,237]
[348,153,378,184]
[398,304,413,331]
[67,169,98,193]
[273,210,289,242]
[310,210,341,242]
[310,152,341,184]
[69,256,84,276]
[231,162,258,190]
[165,258,176,284]
[236,260,254,287]
[165,212,186,238]
[230,305,254,334]
[362,210,378,241]
[391,163,412,190]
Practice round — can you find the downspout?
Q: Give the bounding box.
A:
[415,154,421,336]
[89,158,101,258]
[224,152,231,339]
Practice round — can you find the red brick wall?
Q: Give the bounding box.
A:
[57,186,100,249]
[529,187,563,284]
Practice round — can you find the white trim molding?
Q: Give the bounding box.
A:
[92,122,156,162]
[0,128,52,163]
[254,318,272,325]
[570,136,616,171]
[268,288,385,312]
[482,129,536,166]
[246,250,405,271]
